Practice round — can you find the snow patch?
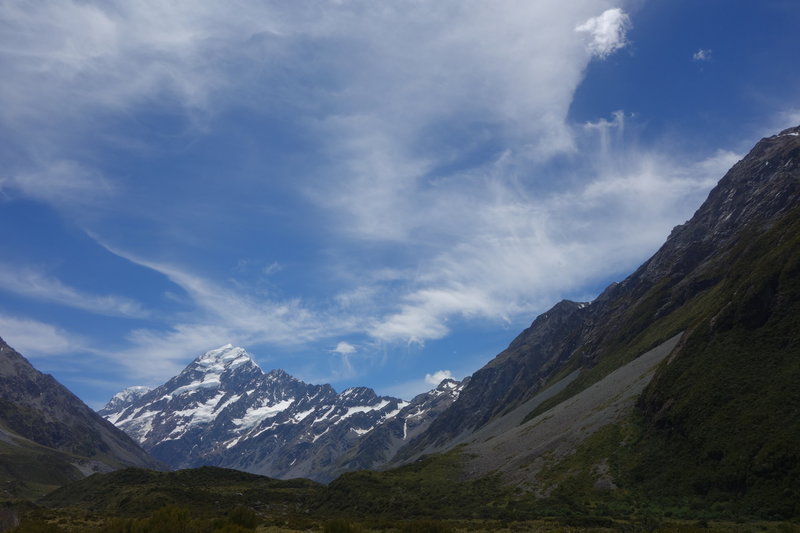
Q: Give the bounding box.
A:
[340,399,390,420]
[312,426,331,443]
[292,408,315,422]
[121,410,159,442]
[312,405,337,425]
[382,401,409,421]
[172,391,226,426]
[234,399,294,428]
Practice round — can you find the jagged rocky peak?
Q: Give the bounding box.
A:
[415,378,463,401]
[778,125,800,136]
[265,368,293,380]
[435,378,460,392]
[631,125,800,289]
[339,386,380,404]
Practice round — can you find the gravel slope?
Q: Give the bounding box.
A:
[462,333,683,487]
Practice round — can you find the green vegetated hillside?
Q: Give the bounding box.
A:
[39,466,322,516]
[629,206,800,518]
[0,426,99,500]
[487,203,800,524]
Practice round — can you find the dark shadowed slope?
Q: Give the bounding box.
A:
[0,337,164,496]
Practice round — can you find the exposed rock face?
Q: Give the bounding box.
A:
[397,126,800,462]
[0,336,164,492]
[331,378,468,476]
[102,345,463,482]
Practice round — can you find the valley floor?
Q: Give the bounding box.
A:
[7,511,800,533]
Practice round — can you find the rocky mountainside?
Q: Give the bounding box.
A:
[330,377,468,476]
[101,345,463,482]
[395,126,800,463]
[0,337,164,497]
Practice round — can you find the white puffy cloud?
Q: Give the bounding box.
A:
[575,8,632,59]
[425,369,453,386]
[693,49,712,61]
[333,341,356,355]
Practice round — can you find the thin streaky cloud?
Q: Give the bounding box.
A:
[0,314,85,356]
[0,263,149,318]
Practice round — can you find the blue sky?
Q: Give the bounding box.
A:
[1,0,799,409]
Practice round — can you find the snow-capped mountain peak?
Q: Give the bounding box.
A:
[113,385,152,403]
[100,345,464,482]
[193,344,258,371]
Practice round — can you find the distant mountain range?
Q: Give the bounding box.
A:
[0,337,163,498]
[99,345,464,482]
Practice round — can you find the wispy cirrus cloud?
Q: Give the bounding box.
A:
[0,263,149,318]
[0,160,114,209]
[0,0,760,395]
[360,115,741,345]
[0,314,85,357]
[83,237,366,381]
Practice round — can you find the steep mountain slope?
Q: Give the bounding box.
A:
[0,337,164,497]
[397,126,800,465]
[102,345,462,482]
